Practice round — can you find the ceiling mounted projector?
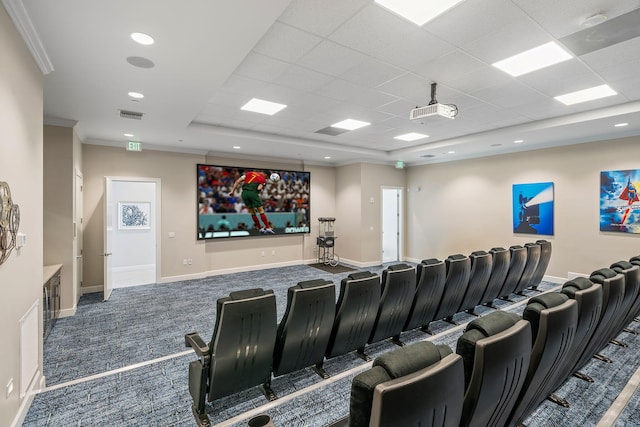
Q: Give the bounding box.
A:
[410,82,458,120]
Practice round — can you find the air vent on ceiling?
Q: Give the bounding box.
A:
[421,154,436,158]
[119,109,143,120]
[314,126,350,136]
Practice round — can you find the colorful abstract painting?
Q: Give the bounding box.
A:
[600,169,640,234]
[512,182,554,235]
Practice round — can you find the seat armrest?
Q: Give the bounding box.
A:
[185,332,210,357]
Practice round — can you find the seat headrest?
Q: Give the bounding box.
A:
[471,250,488,257]
[297,279,332,289]
[611,260,633,270]
[561,277,594,298]
[374,341,451,379]
[387,263,411,271]
[490,247,506,252]
[421,258,442,265]
[523,292,569,338]
[510,245,524,250]
[348,271,375,280]
[229,288,267,300]
[448,254,466,260]
[464,311,521,337]
[590,268,617,280]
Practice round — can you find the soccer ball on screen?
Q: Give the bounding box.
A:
[269,172,280,182]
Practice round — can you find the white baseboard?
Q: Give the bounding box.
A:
[58,306,77,318]
[11,370,45,427]
[543,274,566,284]
[81,285,102,295]
[159,260,303,283]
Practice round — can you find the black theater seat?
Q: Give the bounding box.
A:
[529,240,552,290]
[550,277,602,392]
[507,293,578,426]
[403,258,446,332]
[514,242,541,294]
[610,260,640,336]
[368,264,416,346]
[273,279,335,379]
[458,251,493,315]
[433,254,471,323]
[325,271,381,361]
[480,247,510,306]
[184,288,278,427]
[498,245,527,299]
[456,311,531,427]
[327,341,464,427]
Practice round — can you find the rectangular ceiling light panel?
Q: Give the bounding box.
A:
[394,132,429,141]
[554,84,617,105]
[492,42,572,77]
[374,0,465,26]
[241,98,287,115]
[331,119,371,130]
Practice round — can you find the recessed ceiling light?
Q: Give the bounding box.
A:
[447,150,456,154]
[128,92,144,99]
[554,84,616,105]
[241,98,287,115]
[614,122,629,127]
[131,32,154,45]
[324,156,331,159]
[233,146,241,149]
[374,0,466,26]
[331,119,371,130]
[394,132,429,141]
[514,139,524,144]
[493,42,572,77]
[124,133,134,137]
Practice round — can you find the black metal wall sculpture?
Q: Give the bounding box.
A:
[0,181,20,266]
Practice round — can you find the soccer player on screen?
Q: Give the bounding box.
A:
[230,171,274,234]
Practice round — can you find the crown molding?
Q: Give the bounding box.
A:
[2,0,53,74]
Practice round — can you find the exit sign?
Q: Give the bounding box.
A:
[126,141,142,152]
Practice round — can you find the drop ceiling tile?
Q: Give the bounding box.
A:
[299,40,368,77]
[339,57,406,88]
[377,99,418,117]
[277,0,368,37]
[274,65,334,92]
[233,52,291,83]
[414,50,487,83]
[218,74,270,97]
[517,60,599,97]
[253,22,323,63]
[471,80,550,109]
[376,73,432,103]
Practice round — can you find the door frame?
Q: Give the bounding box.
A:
[103,176,161,300]
[381,186,403,263]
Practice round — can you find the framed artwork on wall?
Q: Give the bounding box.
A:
[600,169,640,234]
[118,202,150,230]
[512,182,554,235]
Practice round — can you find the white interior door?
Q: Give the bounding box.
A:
[382,187,402,263]
[74,170,83,303]
[103,177,114,301]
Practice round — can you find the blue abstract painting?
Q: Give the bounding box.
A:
[118,202,150,230]
[600,169,640,234]
[512,182,554,235]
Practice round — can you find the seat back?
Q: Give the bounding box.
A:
[350,341,464,427]
[207,289,278,400]
[273,279,335,377]
[403,259,446,331]
[480,247,510,304]
[498,245,527,297]
[325,272,380,359]
[369,264,416,343]
[529,240,552,289]
[456,311,531,427]
[631,255,640,266]
[458,251,493,313]
[610,261,640,332]
[513,242,541,294]
[508,293,578,425]
[554,277,602,386]
[434,254,471,321]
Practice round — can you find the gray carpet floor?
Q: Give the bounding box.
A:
[23,263,640,426]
